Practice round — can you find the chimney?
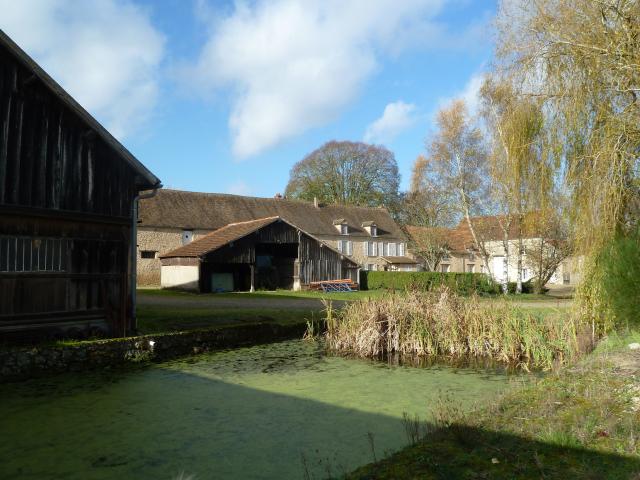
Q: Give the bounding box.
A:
[314,196,319,208]
[274,193,283,199]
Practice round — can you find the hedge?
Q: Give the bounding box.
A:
[359,271,500,295]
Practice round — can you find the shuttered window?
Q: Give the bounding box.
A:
[0,237,70,272]
[338,240,352,255]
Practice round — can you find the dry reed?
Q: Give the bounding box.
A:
[324,287,587,370]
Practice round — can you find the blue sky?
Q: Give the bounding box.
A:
[0,0,497,197]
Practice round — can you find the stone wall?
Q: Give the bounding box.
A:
[0,322,307,383]
[137,227,211,286]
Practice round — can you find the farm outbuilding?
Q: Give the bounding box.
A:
[159,217,359,292]
[0,31,161,340]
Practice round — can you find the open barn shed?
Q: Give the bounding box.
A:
[0,31,161,340]
[160,217,359,292]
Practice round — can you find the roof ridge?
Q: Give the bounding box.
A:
[157,188,391,212]
[225,216,279,227]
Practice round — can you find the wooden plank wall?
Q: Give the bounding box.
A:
[0,46,136,216]
[298,234,357,284]
[0,42,141,338]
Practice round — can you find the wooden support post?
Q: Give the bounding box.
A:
[250,264,255,293]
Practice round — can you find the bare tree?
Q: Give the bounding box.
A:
[480,77,551,293]
[524,212,573,294]
[404,226,450,271]
[285,141,400,207]
[404,155,458,227]
[423,100,493,275]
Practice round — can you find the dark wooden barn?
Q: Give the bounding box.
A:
[0,30,161,340]
[159,217,359,292]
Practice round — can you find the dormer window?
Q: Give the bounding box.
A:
[333,219,348,235]
[362,221,377,237]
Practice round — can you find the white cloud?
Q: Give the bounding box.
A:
[433,71,485,123]
[226,180,252,196]
[188,0,451,159]
[0,0,165,140]
[364,101,418,144]
[459,72,485,116]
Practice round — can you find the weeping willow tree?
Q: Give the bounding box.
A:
[480,78,554,293]
[496,0,640,330]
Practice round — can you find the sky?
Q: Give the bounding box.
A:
[0,0,497,197]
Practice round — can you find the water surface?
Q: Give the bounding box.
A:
[0,340,514,479]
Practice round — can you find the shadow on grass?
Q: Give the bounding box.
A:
[349,422,640,480]
[1,348,638,480]
[136,305,322,334]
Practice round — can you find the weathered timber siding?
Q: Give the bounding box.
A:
[298,234,358,284]
[0,39,151,339]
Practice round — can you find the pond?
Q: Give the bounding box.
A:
[0,340,516,479]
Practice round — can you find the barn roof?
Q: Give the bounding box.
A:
[160,216,359,265]
[140,189,406,240]
[160,217,278,258]
[380,256,419,265]
[0,29,160,189]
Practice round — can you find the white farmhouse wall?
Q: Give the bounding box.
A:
[161,265,200,291]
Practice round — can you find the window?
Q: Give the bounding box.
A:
[367,264,375,271]
[441,264,450,273]
[398,243,405,256]
[389,242,397,256]
[340,224,348,235]
[182,230,194,245]
[366,241,378,257]
[370,225,377,237]
[522,268,528,279]
[140,250,156,259]
[378,241,386,256]
[0,236,69,272]
[338,240,352,255]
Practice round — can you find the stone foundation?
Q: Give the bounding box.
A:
[0,322,307,383]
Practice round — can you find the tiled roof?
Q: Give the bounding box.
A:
[404,225,472,253]
[139,189,406,240]
[160,217,278,258]
[406,213,545,254]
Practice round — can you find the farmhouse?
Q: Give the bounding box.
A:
[406,216,581,285]
[138,189,417,290]
[0,31,161,339]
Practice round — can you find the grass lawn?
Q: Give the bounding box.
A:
[138,287,565,303]
[136,306,324,334]
[347,330,640,479]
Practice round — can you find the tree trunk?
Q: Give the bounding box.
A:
[502,228,509,294]
[516,236,523,294]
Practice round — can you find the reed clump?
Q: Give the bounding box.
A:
[325,287,587,370]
